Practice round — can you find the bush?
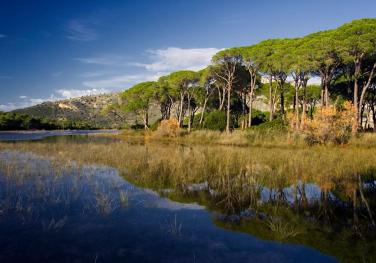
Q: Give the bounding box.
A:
[149,119,162,131]
[301,101,355,145]
[238,109,269,127]
[203,111,228,131]
[153,118,181,138]
[130,123,145,130]
[251,118,287,133]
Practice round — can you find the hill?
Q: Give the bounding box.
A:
[13,93,161,129]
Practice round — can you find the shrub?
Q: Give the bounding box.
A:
[153,118,181,138]
[130,123,145,130]
[251,118,286,133]
[301,101,355,145]
[203,111,228,131]
[238,109,269,127]
[149,119,162,131]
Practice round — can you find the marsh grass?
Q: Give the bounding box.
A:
[1,137,375,220]
[0,152,130,222]
[1,135,376,262]
[1,137,376,193]
[267,217,302,240]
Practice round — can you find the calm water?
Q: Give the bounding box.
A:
[0,130,119,141]
[0,132,373,262]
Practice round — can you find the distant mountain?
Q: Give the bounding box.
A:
[13,93,161,129]
[12,92,269,129]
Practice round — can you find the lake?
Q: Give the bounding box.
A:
[0,131,374,262]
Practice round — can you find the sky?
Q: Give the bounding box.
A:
[0,0,376,111]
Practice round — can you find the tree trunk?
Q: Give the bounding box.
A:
[199,98,208,126]
[219,88,226,111]
[187,94,192,133]
[353,60,361,135]
[178,92,184,127]
[320,75,325,107]
[269,75,274,121]
[320,73,330,107]
[324,78,329,107]
[294,78,300,130]
[358,62,376,128]
[217,87,223,110]
[280,91,285,115]
[226,87,231,133]
[248,84,255,128]
[143,111,149,130]
[373,106,376,132]
[248,95,253,128]
[241,91,246,129]
[301,81,307,129]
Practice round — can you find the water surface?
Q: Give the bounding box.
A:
[1,134,375,262]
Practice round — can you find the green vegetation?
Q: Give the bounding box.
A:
[111,18,376,145]
[5,18,375,138]
[0,111,96,130]
[120,81,156,130]
[203,110,228,131]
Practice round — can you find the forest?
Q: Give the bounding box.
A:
[118,18,376,144]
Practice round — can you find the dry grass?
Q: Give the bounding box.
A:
[1,135,375,195]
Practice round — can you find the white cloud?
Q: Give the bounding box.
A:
[75,47,221,90]
[75,55,127,66]
[0,98,49,112]
[56,88,109,99]
[65,19,98,42]
[135,47,221,72]
[308,76,321,85]
[78,71,112,78]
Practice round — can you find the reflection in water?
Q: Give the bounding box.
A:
[0,136,375,262]
[0,150,336,263]
[0,130,119,141]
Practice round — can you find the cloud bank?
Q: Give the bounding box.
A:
[77,47,221,89]
[135,47,221,72]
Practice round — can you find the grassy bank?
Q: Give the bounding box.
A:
[114,127,376,149]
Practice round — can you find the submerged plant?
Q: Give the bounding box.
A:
[267,217,302,240]
[42,216,68,232]
[165,214,183,237]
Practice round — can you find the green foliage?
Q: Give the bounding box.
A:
[0,112,96,130]
[167,70,200,93]
[251,118,287,133]
[203,111,228,131]
[149,119,162,131]
[111,18,376,134]
[335,18,376,64]
[238,110,269,127]
[121,81,155,113]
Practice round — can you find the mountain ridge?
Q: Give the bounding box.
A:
[12,93,135,128]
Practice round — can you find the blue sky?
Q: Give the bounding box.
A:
[1,0,375,111]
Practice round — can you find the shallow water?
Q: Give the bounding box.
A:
[0,130,119,141]
[0,154,336,262]
[0,134,375,262]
